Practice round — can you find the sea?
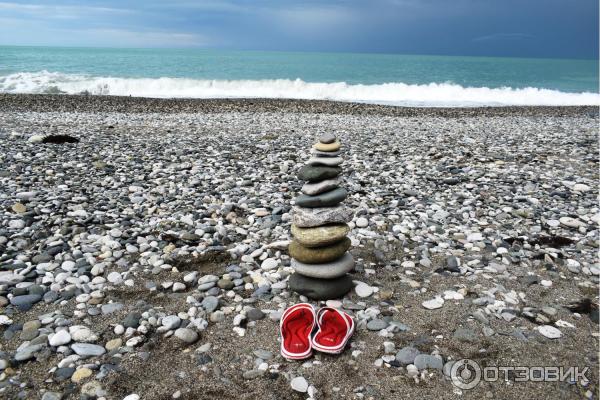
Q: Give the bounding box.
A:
[0,46,598,107]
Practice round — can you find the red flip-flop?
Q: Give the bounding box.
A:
[280,303,316,360]
[311,307,354,354]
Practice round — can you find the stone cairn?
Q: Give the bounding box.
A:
[288,133,354,300]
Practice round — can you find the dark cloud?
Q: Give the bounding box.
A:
[0,0,597,58]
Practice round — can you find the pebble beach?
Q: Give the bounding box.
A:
[0,94,598,399]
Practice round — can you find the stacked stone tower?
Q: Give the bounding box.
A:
[288,133,354,300]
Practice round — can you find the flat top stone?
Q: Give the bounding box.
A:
[319,133,336,144]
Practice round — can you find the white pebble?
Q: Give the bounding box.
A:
[291,376,309,392]
[537,325,562,339]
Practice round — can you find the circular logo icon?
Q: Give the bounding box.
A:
[450,359,482,390]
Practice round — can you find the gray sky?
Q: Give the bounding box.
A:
[0,0,597,58]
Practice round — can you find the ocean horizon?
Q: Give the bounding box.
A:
[1,46,598,107]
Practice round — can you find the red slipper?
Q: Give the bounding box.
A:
[280,303,316,360]
[311,307,354,354]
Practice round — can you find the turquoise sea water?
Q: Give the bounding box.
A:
[0,46,598,106]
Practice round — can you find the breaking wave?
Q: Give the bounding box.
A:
[1,70,598,107]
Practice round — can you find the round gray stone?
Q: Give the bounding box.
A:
[395,347,420,365]
[174,328,198,344]
[367,319,389,331]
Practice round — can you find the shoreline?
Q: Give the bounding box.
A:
[0,95,597,399]
[0,93,598,116]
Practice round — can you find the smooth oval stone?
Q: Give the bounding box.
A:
[306,157,343,166]
[289,237,351,264]
[291,224,349,247]
[71,343,106,357]
[288,273,353,300]
[292,206,353,228]
[295,187,347,208]
[313,140,341,152]
[319,133,336,144]
[301,178,340,195]
[292,252,354,279]
[297,165,341,182]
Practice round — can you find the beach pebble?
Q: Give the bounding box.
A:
[174,328,198,343]
[537,325,562,339]
[291,376,309,392]
[422,297,444,310]
[355,283,374,297]
[49,330,72,346]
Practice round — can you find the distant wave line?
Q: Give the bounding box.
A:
[0,70,598,106]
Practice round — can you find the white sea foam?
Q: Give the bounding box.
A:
[0,70,598,107]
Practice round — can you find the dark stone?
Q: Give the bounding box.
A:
[288,273,353,300]
[217,279,234,290]
[27,285,46,296]
[43,291,59,303]
[246,308,265,321]
[319,133,336,144]
[13,287,28,296]
[445,256,460,272]
[41,135,79,144]
[10,294,42,311]
[295,187,347,208]
[297,165,341,183]
[32,253,52,264]
[180,232,201,243]
[60,289,77,301]
[122,312,142,328]
[443,177,461,185]
[54,367,75,382]
[196,353,213,365]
